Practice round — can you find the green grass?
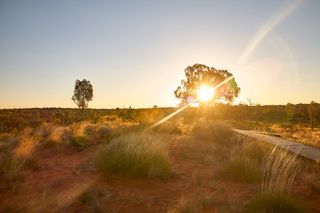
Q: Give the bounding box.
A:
[96,132,172,178]
[247,193,304,213]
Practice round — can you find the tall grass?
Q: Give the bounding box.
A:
[96,132,172,178]
[248,147,303,212]
[262,147,299,196]
[219,136,264,183]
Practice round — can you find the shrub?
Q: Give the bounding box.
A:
[96,133,172,178]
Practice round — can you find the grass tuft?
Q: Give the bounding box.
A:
[96,132,172,178]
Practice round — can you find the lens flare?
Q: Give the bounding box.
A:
[149,0,303,130]
[197,85,215,102]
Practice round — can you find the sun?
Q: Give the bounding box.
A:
[197,85,215,102]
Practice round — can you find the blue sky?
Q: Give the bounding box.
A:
[0,0,319,108]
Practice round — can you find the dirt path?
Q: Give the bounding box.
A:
[234,129,320,163]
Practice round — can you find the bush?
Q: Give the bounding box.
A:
[96,133,172,178]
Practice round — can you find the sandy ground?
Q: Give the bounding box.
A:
[1,125,319,212]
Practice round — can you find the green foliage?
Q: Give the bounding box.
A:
[174,64,240,105]
[247,193,304,213]
[96,133,172,178]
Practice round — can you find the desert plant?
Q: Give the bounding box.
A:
[262,147,299,196]
[248,147,303,212]
[96,133,172,178]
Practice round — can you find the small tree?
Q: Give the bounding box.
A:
[72,79,93,116]
[174,64,240,106]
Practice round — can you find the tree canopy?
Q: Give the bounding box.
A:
[72,79,93,110]
[174,64,240,105]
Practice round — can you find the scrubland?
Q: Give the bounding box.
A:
[0,107,319,212]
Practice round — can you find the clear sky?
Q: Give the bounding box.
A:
[0,0,319,108]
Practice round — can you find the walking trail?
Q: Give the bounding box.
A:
[233,129,320,163]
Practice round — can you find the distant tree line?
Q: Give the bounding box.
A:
[0,103,319,134]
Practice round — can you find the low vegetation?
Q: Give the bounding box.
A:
[247,147,303,212]
[96,132,172,178]
[0,109,319,212]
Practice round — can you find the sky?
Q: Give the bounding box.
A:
[0,0,319,108]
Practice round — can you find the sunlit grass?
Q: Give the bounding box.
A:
[96,132,172,178]
[247,147,303,212]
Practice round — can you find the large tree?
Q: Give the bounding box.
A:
[72,79,93,114]
[174,64,240,105]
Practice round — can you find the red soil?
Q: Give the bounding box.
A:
[0,130,319,212]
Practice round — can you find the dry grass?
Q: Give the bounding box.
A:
[248,147,303,212]
[191,119,234,144]
[262,147,300,196]
[151,121,183,135]
[96,132,172,178]
[218,136,265,183]
[229,120,320,148]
